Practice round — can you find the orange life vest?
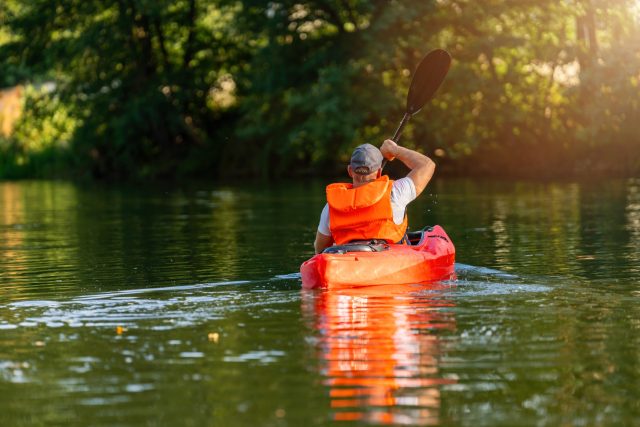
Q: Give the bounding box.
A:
[326,175,408,244]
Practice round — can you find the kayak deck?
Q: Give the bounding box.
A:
[300,225,455,289]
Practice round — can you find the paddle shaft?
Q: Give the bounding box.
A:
[379,49,451,173]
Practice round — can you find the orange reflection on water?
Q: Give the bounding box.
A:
[303,282,457,425]
[1,183,26,280]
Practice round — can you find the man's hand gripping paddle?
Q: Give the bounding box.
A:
[381,49,452,170]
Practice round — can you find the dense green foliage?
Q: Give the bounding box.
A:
[0,0,639,179]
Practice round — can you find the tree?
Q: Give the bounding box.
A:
[1,0,638,179]
[228,1,441,176]
[1,0,246,179]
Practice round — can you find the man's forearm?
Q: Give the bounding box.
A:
[314,232,333,254]
[393,145,431,170]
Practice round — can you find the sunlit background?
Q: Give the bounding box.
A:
[0,0,639,180]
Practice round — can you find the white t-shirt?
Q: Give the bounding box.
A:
[317,177,417,236]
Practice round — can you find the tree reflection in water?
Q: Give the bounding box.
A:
[303,283,456,425]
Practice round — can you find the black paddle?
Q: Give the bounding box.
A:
[381,49,451,170]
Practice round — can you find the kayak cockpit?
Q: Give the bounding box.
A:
[322,240,389,254]
[322,227,436,255]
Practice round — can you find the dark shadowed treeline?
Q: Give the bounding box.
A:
[0,0,639,180]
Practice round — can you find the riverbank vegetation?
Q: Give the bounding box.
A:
[1,0,639,180]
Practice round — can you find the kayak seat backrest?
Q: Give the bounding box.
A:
[323,240,389,254]
[405,226,437,246]
[406,231,427,245]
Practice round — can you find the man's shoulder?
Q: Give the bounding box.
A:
[390,176,417,207]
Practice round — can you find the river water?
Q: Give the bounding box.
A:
[1,178,639,426]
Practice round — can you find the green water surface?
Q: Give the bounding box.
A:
[1,178,639,426]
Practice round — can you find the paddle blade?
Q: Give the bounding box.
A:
[406,49,451,115]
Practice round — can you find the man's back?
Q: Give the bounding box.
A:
[314,140,435,253]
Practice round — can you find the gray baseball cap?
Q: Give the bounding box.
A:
[350,143,383,175]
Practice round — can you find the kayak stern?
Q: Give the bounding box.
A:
[300,225,455,289]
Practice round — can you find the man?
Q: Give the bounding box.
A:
[314,139,436,254]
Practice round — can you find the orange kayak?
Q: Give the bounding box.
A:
[300,225,455,289]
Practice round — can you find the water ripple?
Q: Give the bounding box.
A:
[2,279,299,330]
